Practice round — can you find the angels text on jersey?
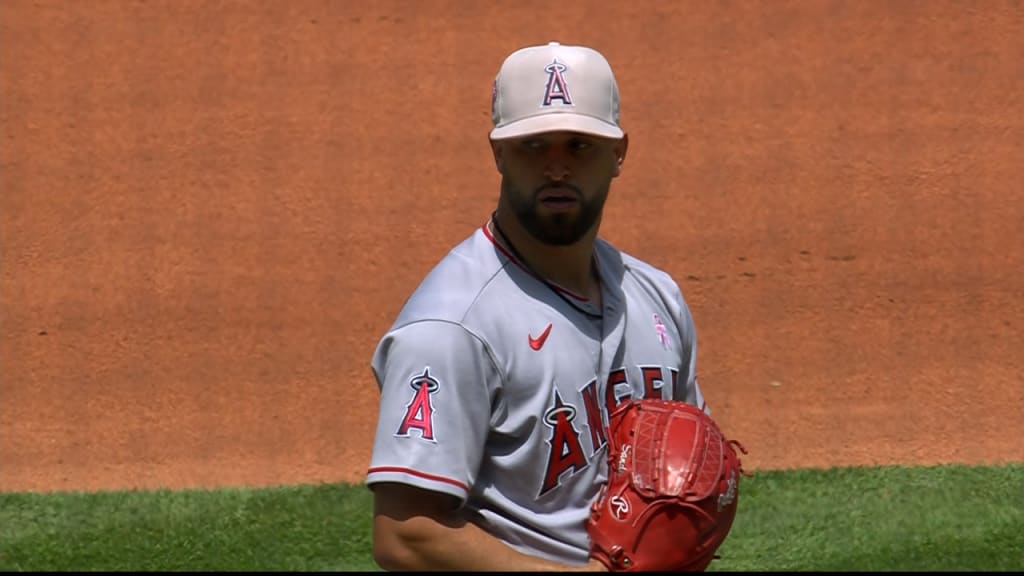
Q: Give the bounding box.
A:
[394,362,686,498]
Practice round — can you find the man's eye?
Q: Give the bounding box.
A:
[570,139,593,151]
[522,140,544,150]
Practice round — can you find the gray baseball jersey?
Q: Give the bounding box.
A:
[366,220,709,566]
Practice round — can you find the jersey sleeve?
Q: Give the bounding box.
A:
[366,319,497,503]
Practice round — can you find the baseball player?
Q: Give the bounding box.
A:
[365,41,710,571]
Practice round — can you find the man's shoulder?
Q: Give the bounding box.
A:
[596,238,680,288]
[390,226,506,326]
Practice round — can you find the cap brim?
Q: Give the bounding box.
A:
[489,112,624,140]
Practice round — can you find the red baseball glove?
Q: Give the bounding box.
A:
[586,398,749,572]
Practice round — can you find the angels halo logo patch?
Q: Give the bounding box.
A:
[542,59,573,106]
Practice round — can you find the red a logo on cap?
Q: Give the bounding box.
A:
[543,60,573,106]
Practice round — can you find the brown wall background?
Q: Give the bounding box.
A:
[2,0,1022,493]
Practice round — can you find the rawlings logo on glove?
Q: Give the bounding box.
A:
[586,398,749,572]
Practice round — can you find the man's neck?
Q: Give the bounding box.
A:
[491,210,601,302]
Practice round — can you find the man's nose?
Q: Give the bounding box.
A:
[542,148,570,180]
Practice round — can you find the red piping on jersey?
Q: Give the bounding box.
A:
[366,466,469,492]
[481,221,590,302]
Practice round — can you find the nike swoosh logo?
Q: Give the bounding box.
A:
[529,323,553,351]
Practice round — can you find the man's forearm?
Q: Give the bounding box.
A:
[374,512,604,571]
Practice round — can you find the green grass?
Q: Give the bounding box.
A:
[1,463,1021,571]
[0,482,377,571]
[709,462,1024,572]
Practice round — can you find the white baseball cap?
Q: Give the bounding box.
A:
[490,41,623,140]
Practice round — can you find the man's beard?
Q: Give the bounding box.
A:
[504,180,609,246]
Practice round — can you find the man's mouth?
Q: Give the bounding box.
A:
[541,196,577,204]
[537,185,580,204]
[537,190,580,212]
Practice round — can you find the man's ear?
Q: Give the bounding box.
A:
[612,133,629,177]
[490,138,504,173]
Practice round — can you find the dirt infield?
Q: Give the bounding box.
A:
[2,1,1021,493]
